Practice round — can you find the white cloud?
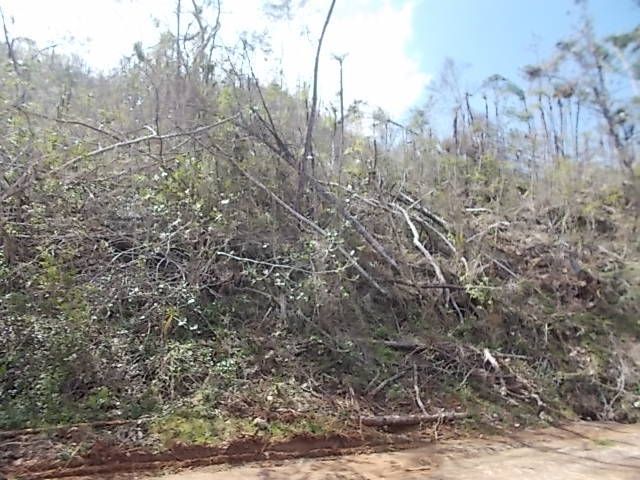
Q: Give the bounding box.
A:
[229,0,431,118]
[1,0,163,67]
[1,0,430,117]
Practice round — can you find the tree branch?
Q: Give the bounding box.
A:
[360,411,469,427]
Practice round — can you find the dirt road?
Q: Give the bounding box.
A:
[152,422,640,480]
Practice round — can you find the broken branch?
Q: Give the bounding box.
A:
[360,411,469,427]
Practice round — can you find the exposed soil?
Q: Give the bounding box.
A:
[0,429,419,479]
[148,422,640,480]
[4,421,639,479]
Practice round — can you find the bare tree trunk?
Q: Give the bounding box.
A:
[522,97,535,155]
[1,6,26,104]
[330,105,338,171]
[465,92,475,126]
[334,54,346,184]
[0,7,19,76]
[361,411,469,427]
[298,0,337,210]
[538,93,550,163]
[175,0,183,77]
[493,91,501,158]
[464,92,477,163]
[557,97,565,157]
[575,98,581,160]
[592,62,634,177]
[373,137,379,173]
[453,108,460,155]
[546,95,560,159]
[481,94,489,157]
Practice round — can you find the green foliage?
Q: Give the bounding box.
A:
[151,413,235,445]
[464,275,494,307]
[150,411,336,447]
[371,342,398,364]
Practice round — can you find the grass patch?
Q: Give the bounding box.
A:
[150,411,342,447]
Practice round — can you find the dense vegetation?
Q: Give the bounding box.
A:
[0,1,638,447]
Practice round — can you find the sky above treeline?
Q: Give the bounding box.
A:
[1,0,637,119]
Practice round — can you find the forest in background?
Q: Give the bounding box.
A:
[0,0,639,463]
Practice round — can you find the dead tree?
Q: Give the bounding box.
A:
[333,53,347,182]
[298,0,337,210]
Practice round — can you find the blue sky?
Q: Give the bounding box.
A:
[411,0,639,94]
